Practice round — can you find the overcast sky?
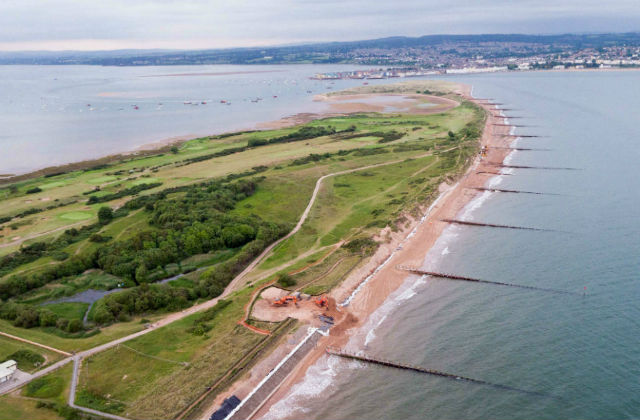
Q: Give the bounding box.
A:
[1,0,639,51]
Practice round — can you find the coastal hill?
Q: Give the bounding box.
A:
[2,32,640,66]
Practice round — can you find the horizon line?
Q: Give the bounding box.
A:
[1,30,638,54]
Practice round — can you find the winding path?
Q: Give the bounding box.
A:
[0,147,453,420]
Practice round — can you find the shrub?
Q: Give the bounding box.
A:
[345,237,379,256]
[51,251,69,261]
[26,187,42,194]
[97,206,113,225]
[26,376,64,398]
[277,273,297,288]
[67,319,83,333]
[10,349,45,370]
[89,233,109,243]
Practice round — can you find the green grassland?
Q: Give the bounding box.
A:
[0,363,73,420]
[0,335,63,372]
[41,302,89,321]
[0,315,160,353]
[78,286,294,419]
[0,81,485,419]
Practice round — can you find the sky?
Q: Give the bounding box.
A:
[1,0,639,51]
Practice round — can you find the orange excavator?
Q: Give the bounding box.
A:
[314,296,329,308]
[272,295,298,307]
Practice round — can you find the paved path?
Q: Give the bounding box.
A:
[0,369,32,394]
[0,356,73,395]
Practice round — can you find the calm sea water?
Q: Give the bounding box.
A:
[263,71,640,419]
[0,64,391,175]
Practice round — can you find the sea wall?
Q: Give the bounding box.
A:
[226,328,324,420]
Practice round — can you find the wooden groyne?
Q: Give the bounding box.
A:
[440,218,558,232]
[491,164,579,170]
[491,123,531,127]
[476,171,513,176]
[469,187,561,195]
[490,146,552,151]
[326,347,552,398]
[396,266,575,295]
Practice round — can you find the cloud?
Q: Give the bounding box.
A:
[0,0,639,50]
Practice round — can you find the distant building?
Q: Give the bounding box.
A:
[0,360,17,383]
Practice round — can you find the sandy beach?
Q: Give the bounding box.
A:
[246,86,515,419]
[257,92,459,130]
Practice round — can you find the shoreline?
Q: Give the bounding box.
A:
[249,86,513,419]
[1,92,456,184]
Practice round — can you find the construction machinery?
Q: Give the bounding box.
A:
[314,296,329,308]
[272,295,298,307]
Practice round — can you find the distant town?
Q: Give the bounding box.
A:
[311,42,640,79]
[2,33,640,68]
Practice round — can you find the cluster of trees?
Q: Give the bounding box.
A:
[289,143,393,167]
[181,145,247,165]
[373,130,405,143]
[1,177,289,328]
[91,220,285,324]
[178,125,352,167]
[87,182,162,204]
[0,301,85,333]
[247,125,339,147]
[91,283,192,324]
[290,152,342,166]
[95,179,269,284]
[337,129,404,144]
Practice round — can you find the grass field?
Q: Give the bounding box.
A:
[42,302,89,321]
[58,211,93,221]
[0,316,159,353]
[0,81,484,419]
[0,335,63,372]
[78,286,287,419]
[0,363,73,420]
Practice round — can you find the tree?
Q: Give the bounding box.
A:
[170,146,179,154]
[98,206,113,225]
[39,310,58,327]
[67,319,83,333]
[135,262,148,283]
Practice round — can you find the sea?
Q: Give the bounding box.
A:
[3,65,640,419]
[262,70,640,419]
[0,64,377,175]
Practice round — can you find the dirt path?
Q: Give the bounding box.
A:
[0,147,448,416]
[225,148,452,294]
[0,93,463,420]
[253,95,512,419]
[0,331,71,356]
